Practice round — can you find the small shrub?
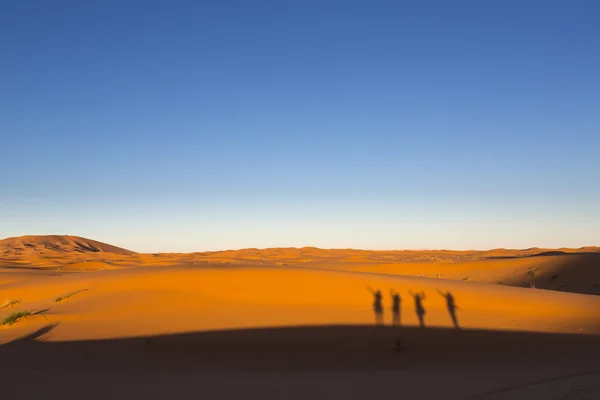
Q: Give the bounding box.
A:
[526,269,536,278]
[1,311,32,326]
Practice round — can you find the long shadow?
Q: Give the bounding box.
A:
[32,308,50,316]
[390,289,401,326]
[437,289,459,329]
[1,324,599,373]
[367,286,384,325]
[409,291,426,327]
[10,323,59,343]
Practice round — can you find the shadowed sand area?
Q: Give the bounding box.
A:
[2,325,600,399]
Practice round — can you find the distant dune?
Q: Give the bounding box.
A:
[0,235,134,256]
[1,235,598,295]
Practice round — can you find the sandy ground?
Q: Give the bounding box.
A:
[2,235,599,294]
[1,236,599,399]
[0,263,599,399]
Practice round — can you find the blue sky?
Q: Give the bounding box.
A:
[1,0,599,252]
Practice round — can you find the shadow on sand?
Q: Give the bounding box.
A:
[409,291,427,327]
[2,324,599,373]
[437,289,459,329]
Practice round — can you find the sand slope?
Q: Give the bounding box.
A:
[0,264,599,341]
[313,253,600,295]
[1,264,599,399]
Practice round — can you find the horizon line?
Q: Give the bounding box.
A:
[1,234,598,255]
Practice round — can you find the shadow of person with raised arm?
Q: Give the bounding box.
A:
[409,291,426,327]
[367,286,384,325]
[437,289,460,329]
[390,289,401,326]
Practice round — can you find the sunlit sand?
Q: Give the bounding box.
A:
[1,235,599,399]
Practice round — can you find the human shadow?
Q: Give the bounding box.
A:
[409,291,426,327]
[437,289,460,329]
[390,289,401,327]
[11,323,59,344]
[367,286,384,325]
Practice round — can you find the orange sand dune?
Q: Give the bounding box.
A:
[0,235,134,256]
[2,235,598,295]
[0,235,135,270]
[1,235,599,399]
[1,263,599,399]
[312,253,600,295]
[1,264,599,342]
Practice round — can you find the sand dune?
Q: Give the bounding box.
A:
[0,235,134,256]
[1,264,599,340]
[2,235,598,295]
[2,235,599,399]
[312,252,600,295]
[1,263,599,399]
[0,235,135,270]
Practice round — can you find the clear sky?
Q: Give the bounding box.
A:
[1,1,599,252]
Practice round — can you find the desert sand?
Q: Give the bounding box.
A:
[1,235,599,399]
